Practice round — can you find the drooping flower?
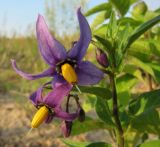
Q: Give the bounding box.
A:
[30,82,78,128]
[11,8,104,87]
[61,120,73,137]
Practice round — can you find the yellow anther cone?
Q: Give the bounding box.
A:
[31,105,49,128]
[61,63,78,84]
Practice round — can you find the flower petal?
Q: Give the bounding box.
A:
[36,15,67,66]
[76,61,104,85]
[52,73,66,88]
[44,83,72,107]
[55,108,78,121]
[11,59,54,80]
[68,8,91,62]
[29,82,52,106]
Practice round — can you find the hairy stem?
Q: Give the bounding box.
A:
[110,73,124,147]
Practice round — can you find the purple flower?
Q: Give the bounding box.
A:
[30,82,78,128]
[11,8,104,86]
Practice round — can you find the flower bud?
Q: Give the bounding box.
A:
[132,1,148,17]
[96,48,109,68]
[61,63,78,84]
[31,105,49,128]
[78,107,85,122]
[61,121,72,137]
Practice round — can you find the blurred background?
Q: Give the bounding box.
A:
[0,0,160,146]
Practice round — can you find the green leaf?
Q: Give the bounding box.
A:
[129,89,160,115]
[139,140,160,147]
[62,140,112,147]
[129,89,160,134]
[131,108,160,134]
[96,97,115,126]
[85,3,111,16]
[71,117,109,135]
[109,0,130,16]
[87,142,112,147]
[94,35,112,52]
[107,12,118,39]
[62,139,90,147]
[116,74,138,93]
[116,74,138,107]
[126,15,160,49]
[73,86,112,100]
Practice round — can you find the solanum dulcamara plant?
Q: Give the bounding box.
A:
[11,8,103,137]
[12,2,160,147]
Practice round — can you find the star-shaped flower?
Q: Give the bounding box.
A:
[30,82,77,128]
[11,8,104,86]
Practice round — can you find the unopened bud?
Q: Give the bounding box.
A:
[31,105,49,128]
[78,107,85,122]
[132,1,148,16]
[96,48,109,68]
[61,121,72,137]
[61,63,78,84]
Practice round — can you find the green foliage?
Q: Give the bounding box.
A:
[84,0,160,146]
[129,89,160,134]
[96,97,115,127]
[73,86,112,100]
[85,3,111,16]
[62,140,111,147]
[126,15,160,49]
[71,117,109,136]
[139,140,160,147]
[109,0,130,16]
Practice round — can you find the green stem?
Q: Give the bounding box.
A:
[110,73,124,147]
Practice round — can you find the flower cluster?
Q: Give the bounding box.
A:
[11,8,103,137]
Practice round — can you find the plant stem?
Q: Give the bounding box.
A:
[110,73,124,147]
[148,74,153,91]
